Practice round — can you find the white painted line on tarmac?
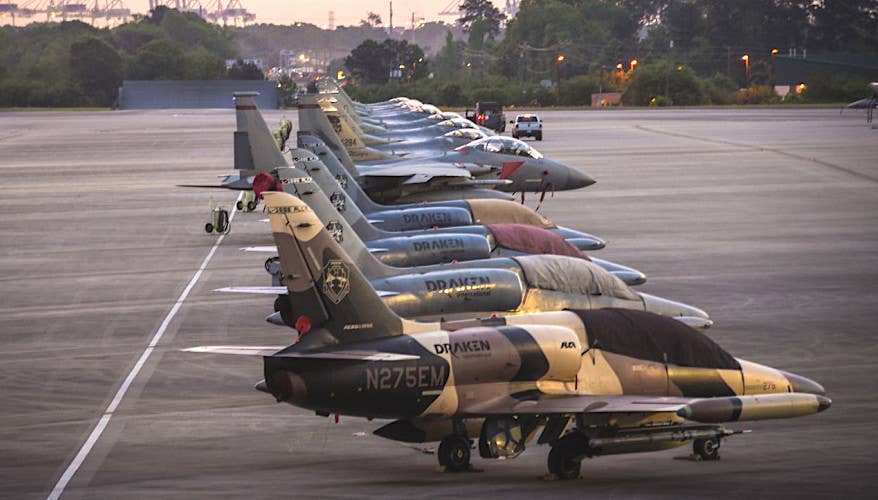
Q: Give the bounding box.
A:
[47,192,244,500]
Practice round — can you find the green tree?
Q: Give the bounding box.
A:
[432,31,465,79]
[345,39,426,84]
[69,36,122,105]
[361,12,383,28]
[623,61,706,105]
[128,38,185,79]
[226,59,264,79]
[457,0,505,45]
[184,47,226,79]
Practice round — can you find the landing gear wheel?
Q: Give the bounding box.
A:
[548,432,587,480]
[236,201,244,210]
[536,133,543,141]
[204,222,214,234]
[693,437,721,461]
[247,200,258,211]
[438,436,471,472]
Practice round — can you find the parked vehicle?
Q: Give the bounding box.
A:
[511,113,543,140]
[465,101,506,132]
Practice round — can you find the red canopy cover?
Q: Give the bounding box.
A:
[486,223,588,259]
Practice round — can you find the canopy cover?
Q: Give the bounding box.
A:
[469,201,556,229]
[574,309,741,370]
[487,224,582,259]
[514,255,639,301]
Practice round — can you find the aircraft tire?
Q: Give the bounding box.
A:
[438,435,471,472]
[536,133,543,141]
[693,437,721,461]
[548,432,586,480]
[236,201,244,210]
[204,223,214,234]
[247,201,258,211]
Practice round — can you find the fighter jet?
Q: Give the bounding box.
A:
[297,133,575,235]
[224,189,705,326]
[845,82,877,125]
[298,94,595,203]
[187,191,829,478]
[234,93,606,253]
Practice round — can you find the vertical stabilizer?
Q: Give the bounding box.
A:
[263,191,432,343]
[234,92,288,172]
[276,161,391,277]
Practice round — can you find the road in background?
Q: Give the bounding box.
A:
[1,108,876,498]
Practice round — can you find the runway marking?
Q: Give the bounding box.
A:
[634,124,878,183]
[46,191,244,500]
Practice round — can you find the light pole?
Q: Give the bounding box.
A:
[770,48,778,86]
[741,54,750,84]
[556,54,565,86]
[630,58,638,71]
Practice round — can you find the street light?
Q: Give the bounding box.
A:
[616,63,623,70]
[556,54,565,63]
[630,58,638,70]
[741,54,750,81]
[771,48,779,55]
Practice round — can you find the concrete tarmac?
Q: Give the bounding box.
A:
[1,107,876,498]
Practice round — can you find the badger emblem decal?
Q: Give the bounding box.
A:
[335,174,349,191]
[327,115,343,134]
[330,190,346,212]
[322,259,350,304]
[326,219,344,243]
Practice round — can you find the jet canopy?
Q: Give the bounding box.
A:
[459,136,544,159]
[443,129,489,141]
[438,118,479,129]
[420,104,441,115]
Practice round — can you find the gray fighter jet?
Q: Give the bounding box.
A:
[845,82,877,124]
[187,191,829,478]
[221,189,708,326]
[234,94,607,254]
[299,95,594,204]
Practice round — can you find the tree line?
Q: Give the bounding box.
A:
[344,0,878,106]
[0,7,262,107]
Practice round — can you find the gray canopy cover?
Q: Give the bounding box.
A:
[513,255,640,301]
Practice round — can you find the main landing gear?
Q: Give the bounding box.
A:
[438,435,472,472]
[692,436,721,461]
[547,432,587,480]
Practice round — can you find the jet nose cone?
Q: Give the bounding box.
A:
[781,370,826,396]
[567,168,596,189]
[640,293,712,328]
[568,237,606,251]
[817,395,832,412]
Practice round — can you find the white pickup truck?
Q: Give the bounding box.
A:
[510,113,543,141]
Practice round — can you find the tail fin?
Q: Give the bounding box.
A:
[296,132,384,214]
[276,160,390,276]
[297,94,391,163]
[233,92,288,173]
[263,191,430,343]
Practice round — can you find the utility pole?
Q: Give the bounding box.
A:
[389,1,393,34]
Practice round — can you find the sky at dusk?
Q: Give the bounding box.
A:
[0,1,512,29]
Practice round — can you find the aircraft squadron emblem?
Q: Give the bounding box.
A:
[326,219,344,243]
[335,174,349,190]
[330,190,346,212]
[322,259,350,304]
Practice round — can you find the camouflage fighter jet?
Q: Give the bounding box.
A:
[187,191,830,478]
[845,82,877,125]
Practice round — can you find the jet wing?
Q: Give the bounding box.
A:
[183,346,418,361]
[461,394,692,418]
[358,163,472,180]
[215,286,399,298]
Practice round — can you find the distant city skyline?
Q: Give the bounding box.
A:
[0,1,513,28]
